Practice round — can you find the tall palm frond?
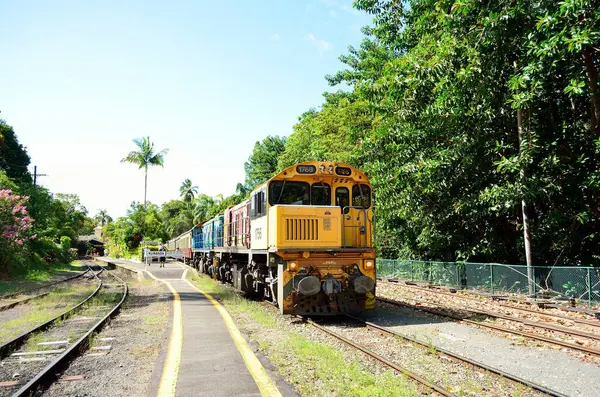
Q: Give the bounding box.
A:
[179,179,198,203]
[121,136,168,207]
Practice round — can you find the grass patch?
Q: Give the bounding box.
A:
[0,283,95,345]
[275,333,416,397]
[188,274,417,396]
[0,261,85,296]
[188,274,275,327]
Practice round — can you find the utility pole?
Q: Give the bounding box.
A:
[33,165,48,186]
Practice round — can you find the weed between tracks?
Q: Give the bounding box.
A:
[188,274,417,397]
[0,282,96,345]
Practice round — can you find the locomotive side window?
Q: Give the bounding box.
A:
[269,181,310,205]
[311,183,331,205]
[352,184,371,208]
[251,188,266,219]
[336,187,350,214]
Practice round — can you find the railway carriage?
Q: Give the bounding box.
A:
[168,161,376,315]
[176,229,193,264]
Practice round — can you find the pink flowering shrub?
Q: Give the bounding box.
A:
[0,189,37,261]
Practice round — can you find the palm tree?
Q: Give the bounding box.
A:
[121,137,168,207]
[179,179,198,203]
[193,194,215,223]
[94,209,112,226]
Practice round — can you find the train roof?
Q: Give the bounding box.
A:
[251,161,370,196]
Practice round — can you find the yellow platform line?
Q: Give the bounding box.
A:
[146,271,183,397]
[184,278,283,397]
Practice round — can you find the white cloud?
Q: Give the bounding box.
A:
[272,33,280,40]
[304,33,333,54]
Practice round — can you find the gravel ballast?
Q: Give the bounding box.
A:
[367,299,600,397]
[41,278,170,397]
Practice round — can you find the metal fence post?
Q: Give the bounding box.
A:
[588,268,592,308]
[456,264,460,289]
[410,261,414,281]
[490,264,494,295]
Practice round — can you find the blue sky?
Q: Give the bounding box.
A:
[0,0,371,218]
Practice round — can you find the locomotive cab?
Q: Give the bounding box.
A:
[251,162,376,315]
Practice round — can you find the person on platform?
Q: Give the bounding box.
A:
[159,244,166,268]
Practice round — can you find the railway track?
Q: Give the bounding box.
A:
[0,269,92,313]
[377,296,600,357]
[383,284,600,342]
[0,264,127,397]
[390,281,600,328]
[304,317,456,396]
[345,314,567,397]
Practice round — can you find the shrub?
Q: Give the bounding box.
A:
[60,236,72,251]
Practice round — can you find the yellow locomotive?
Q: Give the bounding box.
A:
[172,161,376,315]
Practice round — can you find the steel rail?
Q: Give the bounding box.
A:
[387,285,600,341]
[304,317,456,397]
[12,268,128,397]
[377,296,600,357]
[497,303,600,328]
[346,314,568,397]
[398,283,600,327]
[0,268,90,312]
[0,267,103,360]
[0,268,91,301]
[390,281,600,330]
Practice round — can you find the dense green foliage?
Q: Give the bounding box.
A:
[0,120,31,182]
[244,135,287,189]
[0,120,96,276]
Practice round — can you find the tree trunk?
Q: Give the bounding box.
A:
[144,166,148,208]
[518,109,535,296]
[582,46,600,134]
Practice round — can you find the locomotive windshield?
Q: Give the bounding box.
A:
[269,181,310,205]
[311,183,331,205]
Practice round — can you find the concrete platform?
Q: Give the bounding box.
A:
[97,258,280,397]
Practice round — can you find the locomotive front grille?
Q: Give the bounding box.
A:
[285,218,319,241]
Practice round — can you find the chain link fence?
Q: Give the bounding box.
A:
[377,259,600,306]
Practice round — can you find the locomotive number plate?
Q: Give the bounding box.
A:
[324,219,331,230]
[296,165,316,174]
[335,166,352,176]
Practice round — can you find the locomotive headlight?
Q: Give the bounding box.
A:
[319,164,325,173]
[364,260,374,269]
[328,165,334,173]
[302,251,310,259]
[289,262,298,272]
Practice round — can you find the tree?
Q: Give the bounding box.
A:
[244,136,286,189]
[277,92,373,170]
[321,0,600,269]
[0,120,31,182]
[179,179,198,204]
[121,137,168,207]
[193,194,216,224]
[94,209,113,227]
